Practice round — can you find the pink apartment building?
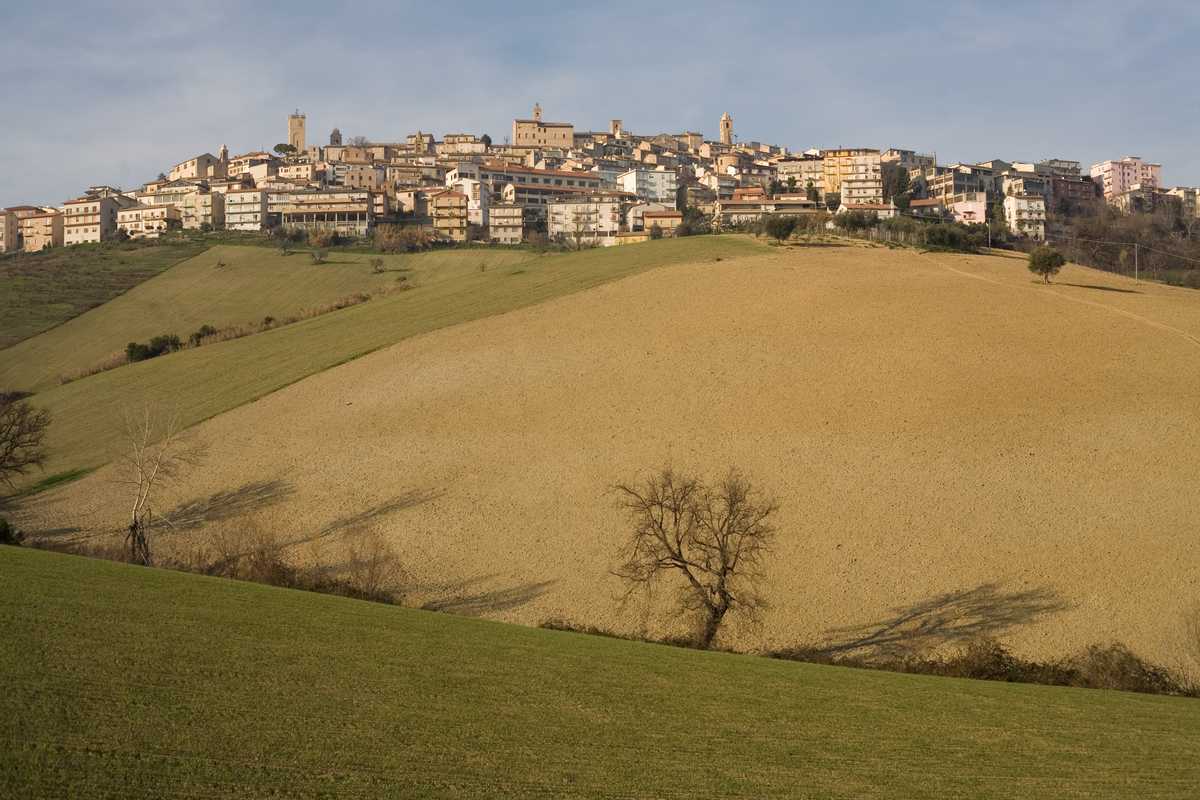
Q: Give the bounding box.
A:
[1089,156,1162,200]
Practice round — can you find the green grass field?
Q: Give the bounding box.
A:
[0,244,530,393]
[0,238,213,349]
[3,546,1198,798]
[13,235,763,485]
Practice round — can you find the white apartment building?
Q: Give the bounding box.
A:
[268,189,373,237]
[1004,193,1046,240]
[1089,156,1162,201]
[547,194,622,246]
[450,178,489,226]
[616,168,678,203]
[225,189,268,231]
[488,203,524,244]
[841,175,884,205]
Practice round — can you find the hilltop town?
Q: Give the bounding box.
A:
[1,104,1193,255]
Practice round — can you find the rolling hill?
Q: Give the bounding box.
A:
[4,235,763,483]
[3,545,1198,799]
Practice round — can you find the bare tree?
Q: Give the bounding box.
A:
[571,209,589,250]
[119,406,202,565]
[0,394,51,489]
[612,467,778,648]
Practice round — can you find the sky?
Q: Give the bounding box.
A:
[3,0,1199,207]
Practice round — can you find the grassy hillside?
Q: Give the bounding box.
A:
[0,244,529,393]
[13,235,763,483]
[0,238,211,349]
[2,546,1197,799]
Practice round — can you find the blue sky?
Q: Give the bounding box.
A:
[3,0,1198,207]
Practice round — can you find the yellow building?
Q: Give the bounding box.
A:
[430,189,468,242]
[512,103,574,149]
[20,211,64,251]
[118,204,182,239]
[821,148,882,201]
[488,203,524,244]
[0,210,18,252]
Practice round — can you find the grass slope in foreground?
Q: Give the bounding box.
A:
[0,244,530,393]
[0,239,211,349]
[22,235,762,482]
[3,547,1199,799]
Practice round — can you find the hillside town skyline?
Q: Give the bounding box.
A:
[1,101,1192,255]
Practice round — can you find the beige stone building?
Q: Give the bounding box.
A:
[289,111,306,152]
[140,182,225,230]
[488,203,524,244]
[278,162,321,183]
[512,104,574,149]
[719,112,733,146]
[168,152,228,181]
[270,189,373,237]
[430,189,468,242]
[118,204,182,239]
[20,211,64,251]
[62,195,127,245]
[225,188,268,232]
[642,210,683,234]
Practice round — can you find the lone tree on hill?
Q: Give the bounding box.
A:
[612,467,778,649]
[1028,246,1067,283]
[273,143,296,156]
[119,406,203,565]
[0,394,51,489]
[763,214,799,243]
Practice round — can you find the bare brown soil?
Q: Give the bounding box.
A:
[21,244,1200,669]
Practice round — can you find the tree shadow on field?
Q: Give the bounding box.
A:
[297,488,444,546]
[1058,282,1141,294]
[419,574,557,617]
[165,479,296,530]
[803,583,1068,661]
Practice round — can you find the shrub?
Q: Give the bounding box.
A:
[370,257,385,274]
[762,215,799,242]
[1028,246,1067,283]
[311,250,326,265]
[125,334,181,363]
[649,223,664,240]
[0,518,25,546]
[375,224,431,253]
[188,324,218,347]
[308,228,339,249]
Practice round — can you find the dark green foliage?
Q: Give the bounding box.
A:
[125,334,182,363]
[0,518,23,546]
[676,206,711,237]
[649,223,664,240]
[1028,246,1067,283]
[834,211,878,233]
[188,325,218,347]
[762,215,799,242]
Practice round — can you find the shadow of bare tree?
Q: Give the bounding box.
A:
[419,574,557,617]
[165,479,296,530]
[803,583,1068,661]
[293,488,444,546]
